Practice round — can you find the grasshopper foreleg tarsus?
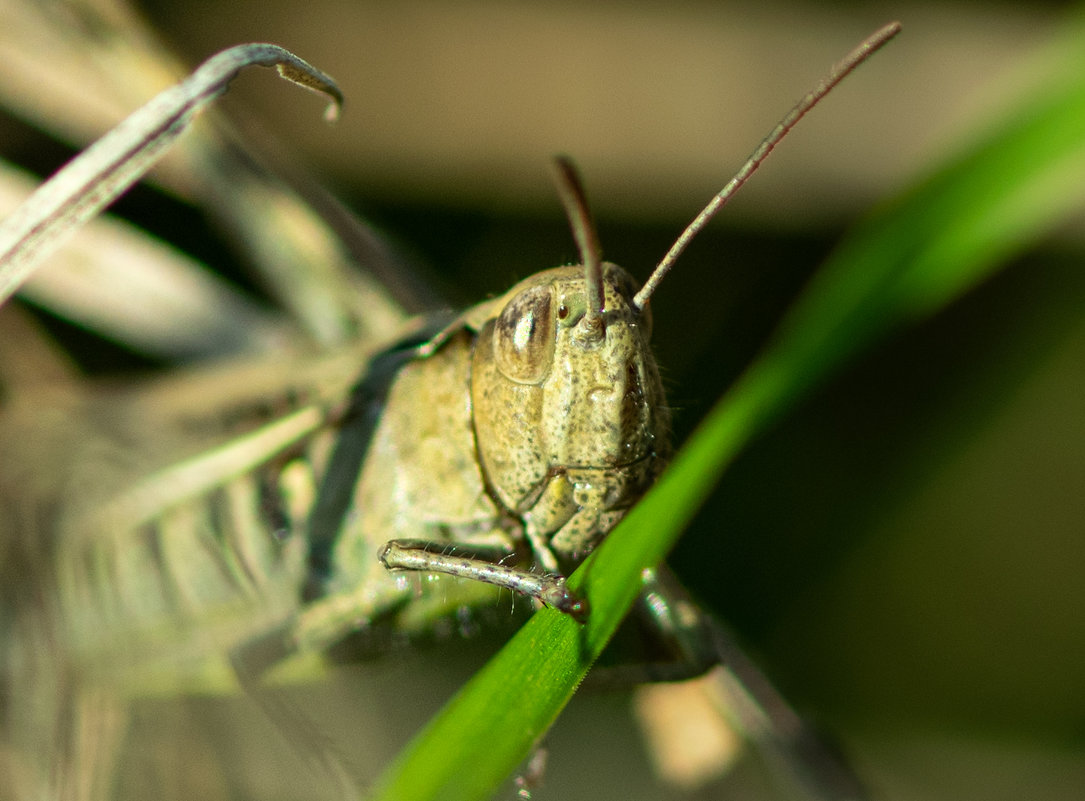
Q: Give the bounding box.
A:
[378,540,590,622]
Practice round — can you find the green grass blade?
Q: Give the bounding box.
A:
[372,15,1085,801]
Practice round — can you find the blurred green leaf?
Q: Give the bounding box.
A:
[372,14,1085,801]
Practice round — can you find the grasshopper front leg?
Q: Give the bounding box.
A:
[378,540,588,621]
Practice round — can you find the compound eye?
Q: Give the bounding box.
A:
[493,285,555,384]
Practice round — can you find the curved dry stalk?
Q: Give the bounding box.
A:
[0,44,342,306]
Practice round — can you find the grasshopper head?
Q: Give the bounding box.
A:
[470,261,670,560]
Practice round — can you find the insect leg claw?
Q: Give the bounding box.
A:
[537,578,590,622]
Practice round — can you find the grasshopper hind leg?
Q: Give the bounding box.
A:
[615,568,870,801]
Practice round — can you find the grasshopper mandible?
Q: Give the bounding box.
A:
[0,23,900,801]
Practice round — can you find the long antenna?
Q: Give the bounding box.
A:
[551,155,606,338]
[632,21,901,311]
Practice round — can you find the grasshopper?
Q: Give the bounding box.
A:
[0,21,900,801]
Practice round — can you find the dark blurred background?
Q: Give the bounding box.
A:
[2,1,1083,799]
